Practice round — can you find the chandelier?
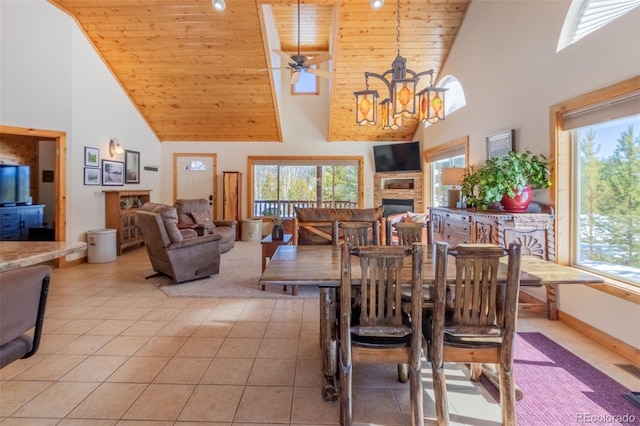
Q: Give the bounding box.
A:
[354,0,447,128]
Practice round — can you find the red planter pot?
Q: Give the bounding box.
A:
[500,186,533,213]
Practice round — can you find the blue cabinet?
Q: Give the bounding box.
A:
[0,205,44,240]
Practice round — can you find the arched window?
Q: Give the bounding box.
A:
[557,0,640,51]
[185,160,207,171]
[439,75,466,116]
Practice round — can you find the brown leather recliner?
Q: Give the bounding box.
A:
[136,203,222,283]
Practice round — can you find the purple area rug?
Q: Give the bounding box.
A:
[482,332,640,425]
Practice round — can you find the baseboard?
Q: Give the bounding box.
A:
[63,256,87,267]
[558,310,640,365]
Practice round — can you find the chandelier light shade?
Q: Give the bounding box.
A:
[354,0,447,128]
[417,86,447,123]
[393,78,417,117]
[426,87,447,123]
[381,98,402,130]
[354,88,379,126]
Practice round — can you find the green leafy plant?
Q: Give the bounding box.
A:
[460,150,552,210]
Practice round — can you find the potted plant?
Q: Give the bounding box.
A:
[460,150,551,212]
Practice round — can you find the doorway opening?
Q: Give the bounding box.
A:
[0,125,67,266]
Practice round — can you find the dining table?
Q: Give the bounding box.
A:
[258,244,604,401]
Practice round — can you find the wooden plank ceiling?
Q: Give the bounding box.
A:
[49,0,469,142]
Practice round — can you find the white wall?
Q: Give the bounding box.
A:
[420,0,640,348]
[160,67,383,216]
[1,0,162,254]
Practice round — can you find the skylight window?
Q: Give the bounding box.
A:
[557,0,640,51]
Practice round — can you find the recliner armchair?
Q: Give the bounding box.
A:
[1,265,51,369]
[136,203,222,283]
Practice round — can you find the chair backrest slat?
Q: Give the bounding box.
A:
[345,245,416,329]
[451,245,508,327]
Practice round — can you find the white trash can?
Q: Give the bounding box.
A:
[87,228,117,263]
[241,219,262,242]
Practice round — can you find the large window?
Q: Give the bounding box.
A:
[552,80,640,288]
[572,114,640,284]
[249,157,363,217]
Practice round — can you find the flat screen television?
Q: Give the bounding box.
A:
[373,141,421,173]
[0,165,30,206]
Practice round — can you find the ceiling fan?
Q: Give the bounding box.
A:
[265,0,333,85]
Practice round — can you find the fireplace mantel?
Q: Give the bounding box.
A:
[374,171,424,215]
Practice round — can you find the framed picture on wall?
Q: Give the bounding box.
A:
[84,167,100,186]
[486,129,515,159]
[102,160,124,186]
[124,150,140,184]
[84,146,100,167]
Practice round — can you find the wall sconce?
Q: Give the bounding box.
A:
[109,138,124,157]
[441,168,466,208]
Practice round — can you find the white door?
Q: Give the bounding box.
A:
[174,154,217,218]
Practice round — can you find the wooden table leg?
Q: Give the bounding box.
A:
[261,245,267,290]
[320,287,338,402]
[546,283,558,320]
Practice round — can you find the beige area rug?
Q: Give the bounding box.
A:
[154,241,319,299]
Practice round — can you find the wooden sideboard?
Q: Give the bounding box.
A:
[429,204,555,261]
[430,204,557,316]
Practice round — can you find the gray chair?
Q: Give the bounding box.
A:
[136,204,222,284]
[0,265,51,369]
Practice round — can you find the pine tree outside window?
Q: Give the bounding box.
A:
[573,113,640,285]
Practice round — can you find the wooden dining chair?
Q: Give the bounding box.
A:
[340,243,424,426]
[395,221,424,246]
[339,221,380,246]
[425,242,522,426]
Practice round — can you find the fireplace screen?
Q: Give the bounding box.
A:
[381,198,414,217]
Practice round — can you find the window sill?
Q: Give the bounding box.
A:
[584,276,640,305]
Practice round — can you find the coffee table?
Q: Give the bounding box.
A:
[261,233,294,293]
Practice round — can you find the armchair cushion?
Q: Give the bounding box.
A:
[158,206,183,243]
[191,211,216,229]
[407,211,428,223]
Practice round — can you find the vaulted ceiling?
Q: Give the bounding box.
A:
[49,0,469,143]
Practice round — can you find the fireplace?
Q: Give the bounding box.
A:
[381,198,414,217]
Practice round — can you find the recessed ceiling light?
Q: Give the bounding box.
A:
[370,0,384,9]
[212,0,226,12]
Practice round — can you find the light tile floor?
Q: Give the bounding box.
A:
[1,247,638,425]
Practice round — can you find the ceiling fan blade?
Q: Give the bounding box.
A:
[307,68,333,79]
[273,49,293,64]
[258,67,289,72]
[304,52,332,67]
[290,71,302,85]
